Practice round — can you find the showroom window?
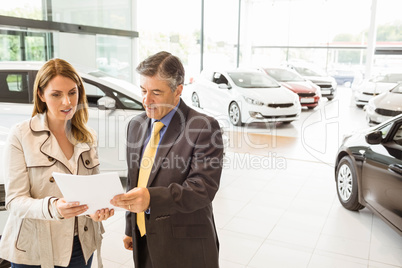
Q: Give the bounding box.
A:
[136,0,201,82]
[0,0,137,83]
[0,0,42,20]
[0,30,52,61]
[1,0,402,81]
[51,0,132,30]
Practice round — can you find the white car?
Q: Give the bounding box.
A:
[353,73,402,108]
[365,83,402,124]
[190,69,301,126]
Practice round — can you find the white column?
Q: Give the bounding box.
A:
[365,0,377,79]
[131,0,139,85]
[242,0,253,67]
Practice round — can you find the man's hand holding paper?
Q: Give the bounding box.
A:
[110,187,150,213]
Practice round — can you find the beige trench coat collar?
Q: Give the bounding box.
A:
[28,113,92,174]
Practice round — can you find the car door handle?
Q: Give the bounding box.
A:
[388,164,402,176]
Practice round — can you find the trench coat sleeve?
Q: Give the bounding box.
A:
[4,125,54,220]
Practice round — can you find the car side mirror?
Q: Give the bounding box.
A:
[218,83,231,90]
[97,96,116,110]
[365,130,382,145]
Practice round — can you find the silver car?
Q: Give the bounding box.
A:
[353,73,402,108]
[365,83,402,124]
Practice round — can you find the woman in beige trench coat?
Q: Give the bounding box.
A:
[0,58,114,268]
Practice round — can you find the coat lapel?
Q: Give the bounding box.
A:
[129,115,151,185]
[30,113,90,174]
[147,101,188,187]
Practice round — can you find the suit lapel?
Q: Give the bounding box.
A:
[128,115,151,186]
[135,116,151,158]
[147,101,188,187]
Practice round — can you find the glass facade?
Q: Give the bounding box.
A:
[0,0,42,20]
[50,0,132,30]
[245,0,371,74]
[0,30,52,61]
[0,0,401,83]
[136,0,202,82]
[0,0,135,82]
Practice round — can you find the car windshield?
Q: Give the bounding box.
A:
[379,122,393,138]
[391,83,402,93]
[293,66,326,77]
[228,71,280,88]
[374,73,402,83]
[265,68,304,82]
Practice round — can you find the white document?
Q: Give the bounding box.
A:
[52,172,125,215]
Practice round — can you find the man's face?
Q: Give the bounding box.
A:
[140,75,183,120]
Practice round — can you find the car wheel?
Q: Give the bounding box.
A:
[192,92,200,108]
[356,104,364,109]
[229,102,242,126]
[327,96,334,101]
[336,156,365,211]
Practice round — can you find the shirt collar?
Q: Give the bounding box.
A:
[151,99,180,128]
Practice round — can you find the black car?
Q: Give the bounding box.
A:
[335,114,402,235]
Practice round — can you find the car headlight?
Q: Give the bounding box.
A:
[244,96,264,106]
[367,99,376,111]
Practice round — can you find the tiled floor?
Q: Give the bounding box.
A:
[94,87,402,268]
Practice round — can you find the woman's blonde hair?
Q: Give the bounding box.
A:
[32,58,94,144]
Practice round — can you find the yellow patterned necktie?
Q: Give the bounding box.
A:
[137,121,164,236]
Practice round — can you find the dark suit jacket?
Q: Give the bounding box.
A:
[125,100,223,268]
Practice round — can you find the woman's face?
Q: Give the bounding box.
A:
[39,75,79,123]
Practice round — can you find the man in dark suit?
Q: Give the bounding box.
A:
[111,51,223,268]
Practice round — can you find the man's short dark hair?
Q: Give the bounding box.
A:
[136,51,185,92]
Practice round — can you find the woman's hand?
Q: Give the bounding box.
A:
[56,198,88,219]
[89,208,115,222]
